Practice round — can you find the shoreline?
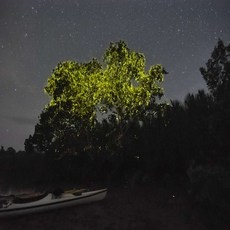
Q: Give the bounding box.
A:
[0,185,218,230]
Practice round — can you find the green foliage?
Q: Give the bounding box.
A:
[26,41,165,157]
[45,41,165,125]
[102,41,164,121]
[45,59,103,123]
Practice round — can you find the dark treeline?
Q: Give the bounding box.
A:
[0,39,230,227]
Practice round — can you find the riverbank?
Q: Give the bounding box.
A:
[0,186,228,230]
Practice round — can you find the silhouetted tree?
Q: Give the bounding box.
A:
[184,90,214,163]
[200,39,230,101]
[0,146,5,154]
[155,100,190,185]
[6,147,16,155]
[200,39,230,162]
[25,104,92,158]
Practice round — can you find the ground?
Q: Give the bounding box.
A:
[0,186,227,230]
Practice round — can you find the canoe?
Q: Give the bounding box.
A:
[0,188,107,218]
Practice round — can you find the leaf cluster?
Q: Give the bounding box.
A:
[44,41,165,125]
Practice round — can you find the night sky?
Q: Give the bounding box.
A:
[0,0,230,150]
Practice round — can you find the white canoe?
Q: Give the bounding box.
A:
[0,188,107,218]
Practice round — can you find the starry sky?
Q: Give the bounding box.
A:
[0,0,230,151]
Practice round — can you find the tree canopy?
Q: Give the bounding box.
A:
[200,39,230,101]
[26,41,166,155]
[45,41,165,124]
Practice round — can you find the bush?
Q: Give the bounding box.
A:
[187,164,230,228]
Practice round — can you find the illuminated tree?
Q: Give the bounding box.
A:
[45,41,165,124]
[26,41,166,156]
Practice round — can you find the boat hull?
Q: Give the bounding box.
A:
[0,189,107,218]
